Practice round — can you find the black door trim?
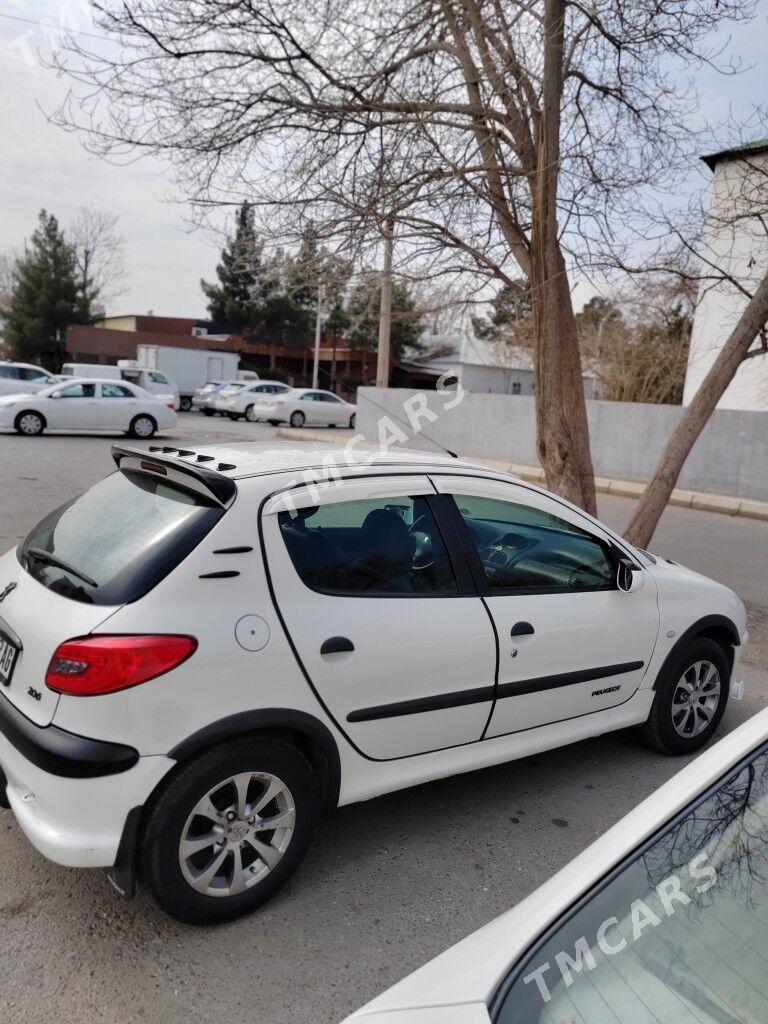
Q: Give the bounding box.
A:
[496,660,644,700]
[347,685,496,723]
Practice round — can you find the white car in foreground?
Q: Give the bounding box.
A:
[254,387,357,428]
[213,379,292,420]
[0,445,746,924]
[0,378,177,438]
[346,704,767,1024]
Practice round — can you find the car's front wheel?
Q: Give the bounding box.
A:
[15,411,45,436]
[128,414,157,439]
[245,404,258,422]
[179,396,192,412]
[140,736,319,924]
[289,410,305,428]
[643,637,730,755]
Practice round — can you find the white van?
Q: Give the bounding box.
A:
[0,361,59,397]
[61,362,179,408]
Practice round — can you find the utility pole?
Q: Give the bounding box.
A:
[311,281,324,389]
[376,214,394,389]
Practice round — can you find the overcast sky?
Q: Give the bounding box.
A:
[1,1,767,321]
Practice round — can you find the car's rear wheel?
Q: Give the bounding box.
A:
[245,404,258,422]
[227,412,240,420]
[643,637,730,755]
[203,408,214,417]
[140,736,319,924]
[129,414,157,439]
[15,411,45,436]
[289,410,305,428]
[349,413,356,429]
[179,396,192,412]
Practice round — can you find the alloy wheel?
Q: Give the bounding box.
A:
[245,404,257,422]
[179,772,296,897]
[671,660,721,738]
[19,413,42,435]
[133,416,155,438]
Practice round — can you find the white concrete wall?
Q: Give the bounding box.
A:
[684,151,768,411]
[357,387,768,501]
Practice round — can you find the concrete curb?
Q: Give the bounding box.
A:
[276,427,768,523]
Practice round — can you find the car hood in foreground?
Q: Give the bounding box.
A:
[345,706,768,1019]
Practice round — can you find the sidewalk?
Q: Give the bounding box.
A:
[276,426,768,523]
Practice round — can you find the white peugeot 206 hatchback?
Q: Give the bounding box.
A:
[0,444,747,923]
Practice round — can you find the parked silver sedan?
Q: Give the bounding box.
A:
[213,380,293,421]
[254,387,357,428]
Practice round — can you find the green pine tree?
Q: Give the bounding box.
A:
[201,203,271,333]
[2,210,89,371]
[347,272,424,361]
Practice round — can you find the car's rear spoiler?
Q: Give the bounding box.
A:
[111,444,237,506]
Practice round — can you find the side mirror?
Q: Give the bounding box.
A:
[617,556,644,594]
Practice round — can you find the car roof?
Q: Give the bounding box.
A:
[0,360,51,370]
[130,441,480,482]
[349,705,768,1018]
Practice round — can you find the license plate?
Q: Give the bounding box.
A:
[0,636,20,687]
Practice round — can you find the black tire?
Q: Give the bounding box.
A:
[203,408,215,417]
[14,411,45,436]
[140,736,319,925]
[289,410,305,428]
[128,414,157,439]
[349,413,356,429]
[268,419,280,426]
[179,396,192,412]
[642,637,730,755]
[244,404,257,423]
[227,412,241,421]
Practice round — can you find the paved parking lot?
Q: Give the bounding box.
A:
[1,414,767,1024]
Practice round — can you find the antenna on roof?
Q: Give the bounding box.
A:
[358,392,459,459]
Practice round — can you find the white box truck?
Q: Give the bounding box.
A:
[136,344,241,411]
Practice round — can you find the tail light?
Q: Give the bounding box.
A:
[167,402,175,409]
[46,635,197,696]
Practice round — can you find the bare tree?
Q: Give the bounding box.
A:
[624,144,768,547]
[52,1,754,514]
[68,206,126,315]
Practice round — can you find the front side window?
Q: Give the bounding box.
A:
[495,743,768,1023]
[278,496,457,596]
[149,371,169,384]
[58,383,96,399]
[453,494,613,592]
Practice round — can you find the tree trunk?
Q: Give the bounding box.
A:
[531,0,597,515]
[624,270,768,548]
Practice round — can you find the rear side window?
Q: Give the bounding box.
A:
[19,470,224,604]
[278,496,457,596]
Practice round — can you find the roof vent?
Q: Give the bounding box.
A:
[176,449,195,457]
[161,446,177,453]
[217,462,237,472]
[196,455,215,463]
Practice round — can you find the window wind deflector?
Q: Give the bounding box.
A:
[25,547,99,588]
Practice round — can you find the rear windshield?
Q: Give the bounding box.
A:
[19,470,224,605]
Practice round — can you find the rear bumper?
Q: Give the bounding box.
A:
[0,692,173,867]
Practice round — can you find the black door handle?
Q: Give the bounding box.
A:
[511,621,535,637]
[320,636,355,655]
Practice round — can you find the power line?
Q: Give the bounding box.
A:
[0,9,110,43]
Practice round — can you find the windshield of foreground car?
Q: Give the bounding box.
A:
[19,469,224,604]
[495,741,768,1023]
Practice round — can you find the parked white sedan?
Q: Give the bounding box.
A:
[254,387,357,428]
[213,379,293,420]
[0,378,177,438]
[345,703,766,1024]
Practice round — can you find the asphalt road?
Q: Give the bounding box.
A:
[0,415,767,1024]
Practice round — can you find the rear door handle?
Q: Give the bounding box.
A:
[511,621,535,637]
[320,636,354,655]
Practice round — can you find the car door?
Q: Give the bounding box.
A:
[262,476,497,759]
[97,382,138,430]
[431,475,660,738]
[317,392,346,425]
[49,382,99,429]
[298,391,324,424]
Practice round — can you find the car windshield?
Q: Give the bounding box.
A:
[19,469,224,605]
[495,741,768,1024]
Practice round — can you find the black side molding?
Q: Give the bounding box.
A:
[496,661,644,700]
[348,685,495,723]
[0,689,139,779]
